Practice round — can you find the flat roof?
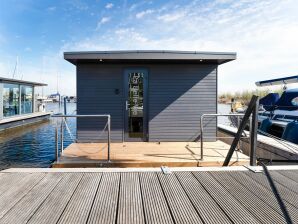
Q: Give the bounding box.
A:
[64,50,236,65]
[0,77,47,86]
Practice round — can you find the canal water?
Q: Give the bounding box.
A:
[0,103,76,170]
[0,103,231,170]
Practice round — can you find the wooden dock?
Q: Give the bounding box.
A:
[53,141,249,168]
[0,166,297,223]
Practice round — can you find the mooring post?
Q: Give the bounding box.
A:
[55,123,59,161]
[250,98,259,166]
[64,97,67,115]
[60,118,64,152]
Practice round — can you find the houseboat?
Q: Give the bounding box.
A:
[0,77,51,131]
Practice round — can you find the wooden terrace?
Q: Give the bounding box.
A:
[52,141,249,168]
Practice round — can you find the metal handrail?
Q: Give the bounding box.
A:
[200,113,248,160]
[52,114,111,162]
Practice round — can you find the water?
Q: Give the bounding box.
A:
[0,103,231,170]
[218,103,232,125]
[0,103,76,170]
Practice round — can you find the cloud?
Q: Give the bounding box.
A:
[105,3,114,9]
[24,47,31,52]
[136,9,154,19]
[47,6,56,11]
[96,17,111,29]
[157,12,185,22]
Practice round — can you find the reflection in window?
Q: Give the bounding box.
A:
[291,97,298,106]
[21,85,33,114]
[3,83,20,117]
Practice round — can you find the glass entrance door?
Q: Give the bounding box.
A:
[124,69,148,141]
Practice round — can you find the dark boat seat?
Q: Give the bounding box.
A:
[282,121,298,144]
[259,118,272,133]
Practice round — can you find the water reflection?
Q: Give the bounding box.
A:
[0,103,76,170]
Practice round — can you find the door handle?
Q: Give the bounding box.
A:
[126,101,130,110]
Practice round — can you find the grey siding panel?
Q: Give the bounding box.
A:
[148,64,217,142]
[76,63,217,142]
[77,63,123,142]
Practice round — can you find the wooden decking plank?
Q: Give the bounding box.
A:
[27,173,83,224]
[117,172,145,224]
[0,173,45,219]
[157,172,203,224]
[277,170,298,183]
[244,171,298,209]
[0,173,30,197]
[210,171,286,224]
[175,172,232,224]
[87,173,120,224]
[57,173,102,224]
[267,171,298,194]
[192,171,260,224]
[139,172,174,224]
[0,173,63,224]
[228,171,298,221]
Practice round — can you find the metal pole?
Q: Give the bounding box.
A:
[64,97,67,115]
[200,115,204,160]
[55,123,59,161]
[60,118,64,152]
[250,98,259,166]
[107,115,111,162]
[223,95,259,166]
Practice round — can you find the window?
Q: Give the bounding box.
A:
[3,83,20,117]
[21,85,33,114]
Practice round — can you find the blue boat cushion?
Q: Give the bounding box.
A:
[259,93,280,111]
[259,118,272,133]
[282,121,298,144]
[275,89,298,111]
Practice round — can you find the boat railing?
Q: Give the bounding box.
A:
[51,114,111,162]
[200,113,251,160]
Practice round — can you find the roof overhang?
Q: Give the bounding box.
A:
[0,77,47,86]
[64,50,236,65]
[256,75,298,87]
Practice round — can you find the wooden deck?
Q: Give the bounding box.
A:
[53,141,249,168]
[0,166,298,223]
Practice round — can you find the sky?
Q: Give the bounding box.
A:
[0,0,298,96]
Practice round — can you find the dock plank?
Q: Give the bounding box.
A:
[87,173,120,224]
[117,173,145,224]
[244,171,298,209]
[0,173,63,224]
[192,171,260,224]
[157,172,203,224]
[228,171,298,221]
[0,173,29,197]
[175,172,232,224]
[267,171,298,194]
[139,172,174,224]
[28,173,83,224]
[210,171,286,224]
[277,170,298,183]
[0,173,45,219]
[57,173,102,224]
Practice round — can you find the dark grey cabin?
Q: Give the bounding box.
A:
[64,50,236,142]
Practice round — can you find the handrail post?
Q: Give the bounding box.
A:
[60,117,64,153]
[250,98,259,166]
[107,115,111,162]
[200,115,204,160]
[55,122,59,161]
